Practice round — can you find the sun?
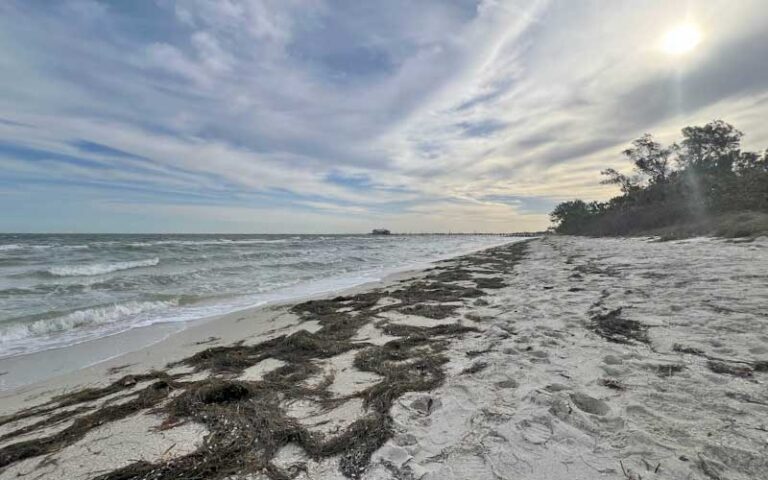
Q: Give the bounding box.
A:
[661,23,702,55]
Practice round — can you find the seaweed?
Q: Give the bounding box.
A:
[458,241,530,272]
[0,405,93,442]
[461,361,489,375]
[600,378,626,390]
[389,281,484,304]
[673,344,704,355]
[426,269,474,283]
[707,361,753,378]
[574,262,619,277]
[398,303,460,319]
[0,240,532,479]
[589,307,649,345]
[0,379,175,469]
[473,277,506,289]
[378,322,478,339]
[0,371,173,430]
[106,363,135,375]
[654,363,686,377]
[673,344,766,374]
[466,347,493,358]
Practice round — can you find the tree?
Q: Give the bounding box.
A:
[600,168,639,195]
[600,134,673,200]
[731,148,768,211]
[549,120,767,236]
[550,200,603,234]
[622,134,673,184]
[677,120,743,173]
[734,149,768,174]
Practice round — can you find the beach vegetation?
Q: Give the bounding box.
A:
[550,120,768,236]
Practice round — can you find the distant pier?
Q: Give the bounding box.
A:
[369,231,546,237]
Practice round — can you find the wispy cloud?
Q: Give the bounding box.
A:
[1,0,767,232]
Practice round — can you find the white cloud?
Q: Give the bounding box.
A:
[1,0,767,232]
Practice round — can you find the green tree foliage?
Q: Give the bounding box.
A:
[551,121,768,235]
[549,200,602,234]
[678,120,743,172]
[622,133,673,184]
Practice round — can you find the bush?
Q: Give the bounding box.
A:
[550,121,768,236]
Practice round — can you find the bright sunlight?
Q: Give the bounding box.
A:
[661,23,702,54]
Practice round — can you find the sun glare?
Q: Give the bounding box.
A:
[661,23,702,55]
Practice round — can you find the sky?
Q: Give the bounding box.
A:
[1,0,768,233]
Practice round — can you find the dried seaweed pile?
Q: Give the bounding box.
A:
[589,307,650,345]
[0,241,530,480]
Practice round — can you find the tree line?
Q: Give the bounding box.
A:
[550,120,768,236]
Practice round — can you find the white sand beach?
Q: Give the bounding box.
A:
[1,236,767,480]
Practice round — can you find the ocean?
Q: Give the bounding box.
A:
[0,233,511,360]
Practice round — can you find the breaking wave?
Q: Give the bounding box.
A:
[0,234,516,363]
[47,258,160,277]
[0,300,178,344]
[1,244,89,252]
[127,239,290,247]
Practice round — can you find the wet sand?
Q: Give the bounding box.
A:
[1,236,767,480]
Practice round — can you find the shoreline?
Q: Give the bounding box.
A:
[0,237,522,396]
[0,239,533,479]
[0,237,519,394]
[0,266,421,401]
[1,236,766,480]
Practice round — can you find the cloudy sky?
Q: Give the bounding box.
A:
[1,0,767,233]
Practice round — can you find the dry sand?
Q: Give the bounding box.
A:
[1,236,767,480]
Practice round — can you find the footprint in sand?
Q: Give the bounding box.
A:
[519,417,553,444]
[569,392,610,416]
[603,354,623,365]
[410,395,441,416]
[494,379,518,389]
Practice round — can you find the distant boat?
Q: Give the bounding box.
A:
[371,228,391,235]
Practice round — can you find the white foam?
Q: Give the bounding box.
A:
[47,258,160,276]
[0,300,178,345]
[0,244,89,251]
[1,236,521,361]
[127,239,288,247]
[57,244,90,250]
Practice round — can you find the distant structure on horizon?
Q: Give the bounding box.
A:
[368,229,547,236]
